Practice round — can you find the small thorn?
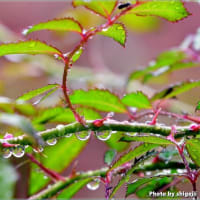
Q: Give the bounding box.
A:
[148,108,162,125]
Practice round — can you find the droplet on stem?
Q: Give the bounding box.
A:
[95,131,111,141]
[13,146,25,158]
[46,138,57,146]
[86,178,100,191]
[2,148,12,159]
[75,131,91,141]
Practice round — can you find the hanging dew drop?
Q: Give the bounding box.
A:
[2,148,12,159]
[75,131,91,141]
[95,131,111,141]
[65,133,72,138]
[12,146,25,158]
[46,138,57,146]
[33,146,43,153]
[54,54,59,59]
[102,28,108,32]
[86,179,100,191]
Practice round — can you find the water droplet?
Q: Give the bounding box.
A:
[46,138,57,146]
[56,124,66,136]
[33,146,43,153]
[76,131,91,141]
[22,29,29,35]
[86,179,100,191]
[3,148,12,158]
[13,146,25,158]
[95,131,111,141]
[102,28,108,32]
[111,131,117,134]
[65,133,72,138]
[54,54,59,59]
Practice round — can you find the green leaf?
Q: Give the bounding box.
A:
[122,91,151,109]
[120,14,159,33]
[126,177,172,197]
[34,107,101,125]
[151,80,200,101]
[105,132,130,152]
[142,61,199,83]
[0,96,36,116]
[110,150,157,198]
[195,101,200,111]
[0,158,17,199]
[17,84,59,102]
[29,135,87,195]
[136,177,173,198]
[110,143,158,171]
[186,139,200,167]
[0,113,40,143]
[104,149,116,165]
[126,177,157,197]
[0,40,62,57]
[98,23,126,46]
[71,47,83,63]
[73,0,117,18]
[57,178,92,199]
[129,0,189,22]
[23,18,83,35]
[121,135,174,145]
[129,50,186,81]
[70,89,127,113]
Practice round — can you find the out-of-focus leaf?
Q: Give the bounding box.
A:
[57,178,92,199]
[122,91,151,109]
[0,113,40,143]
[186,139,200,167]
[73,0,117,18]
[143,61,199,83]
[105,132,130,152]
[98,23,126,46]
[0,158,17,199]
[151,80,200,101]
[110,143,158,171]
[104,149,116,165]
[17,84,59,102]
[120,14,159,33]
[129,0,189,22]
[0,96,36,116]
[70,89,127,113]
[126,176,172,197]
[33,107,101,125]
[195,101,200,111]
[29,135,87,195]
[129,50,186,81]
[23,18,83,35]
[0,40,62,57]
[120,135,174,145]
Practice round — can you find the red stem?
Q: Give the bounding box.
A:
[27,153,65,182]
[61,2,141,124]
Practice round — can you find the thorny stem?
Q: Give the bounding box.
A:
[28,167,108,200]
[1,120,200,147]
[167,126,198,199]
[27,153,66,182]
[60,2,140,125]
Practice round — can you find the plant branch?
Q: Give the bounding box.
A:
[60,2,141,124]
[1,120,200,147]
[28,167,108,200]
